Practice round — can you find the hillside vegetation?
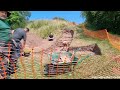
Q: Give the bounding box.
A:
[27,19,78,39]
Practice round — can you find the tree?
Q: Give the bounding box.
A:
[81,11,120,34]
[53,17,67,21]
[6,11,31,29]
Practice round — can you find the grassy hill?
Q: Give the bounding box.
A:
[27,19,78,39]
[10,19,120,79]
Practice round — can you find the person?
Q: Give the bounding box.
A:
[70,30,74,38]
[48,33,54,41]
[12,28,30,58]
[0,11,17,79]
[62,40,70,51]
[0,11,12,45]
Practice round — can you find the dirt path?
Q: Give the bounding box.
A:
[26,32,58,52]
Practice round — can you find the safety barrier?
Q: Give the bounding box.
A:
[1,25,120,79]
[0,47,92,79]
[82,25,120,51]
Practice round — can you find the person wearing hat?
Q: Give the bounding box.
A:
[0,11,17,79]
[0,11,12,43]
[48,33,54,41]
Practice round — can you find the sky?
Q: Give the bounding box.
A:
[29,11,85,24]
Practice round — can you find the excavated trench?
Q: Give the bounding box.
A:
[42,29,102,76]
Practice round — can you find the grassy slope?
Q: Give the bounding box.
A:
[68,30,120,79]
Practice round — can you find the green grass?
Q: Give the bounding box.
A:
[69,29,120,79]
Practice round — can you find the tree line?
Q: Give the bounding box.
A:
[6,11,31,29]
[81,11,120,35]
